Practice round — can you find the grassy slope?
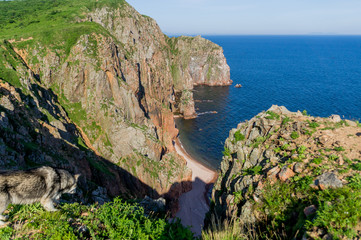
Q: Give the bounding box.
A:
[0,198,195,240]
[0,0,126,58]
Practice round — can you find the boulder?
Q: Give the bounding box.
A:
[315,172,343,190]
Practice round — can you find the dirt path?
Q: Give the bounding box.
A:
[174,138,217,236]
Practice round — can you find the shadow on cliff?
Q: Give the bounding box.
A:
[0,82,196,217]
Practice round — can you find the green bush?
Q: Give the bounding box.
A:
[290,131,299,139]
[334,146,345,152]
[233,130,245,142]
[309,187,361,239]
[307,120,320,128]
[312,157,323,165]
[265,111,280,120]
[0,198,195,240]
[222,147,231,157]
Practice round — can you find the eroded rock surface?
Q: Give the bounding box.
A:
[208,105,361,239]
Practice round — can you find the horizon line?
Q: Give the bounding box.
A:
[166,33,361,37]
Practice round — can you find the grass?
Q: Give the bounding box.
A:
[233,130,245,142]
[281,116,291,126]
[243,165,263,176]
[290,131,299,139]
[0,0,128,64]
[307,120,320,129]
[223,146,231,157]
[251,177,361,239]
[308,187,361,239]
[312,157,323,165]
[265,111,280,120]
[0,198,196,240]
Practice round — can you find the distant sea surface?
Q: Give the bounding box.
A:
[175,36,361,170]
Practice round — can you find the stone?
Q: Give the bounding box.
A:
[345,120,357,127]
[92,187,109,205]
[278,166,295,182]
[329,114,342,123]
[239,201,256,224]
[267,166,280,182]
[304,205,317,217]
[0,96,14,111]
[315,172,343,190]
[249,147,261,166]
[140,196,166,213]
[293,162,303,173]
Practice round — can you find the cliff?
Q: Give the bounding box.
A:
[0,0,230,206]
[207,105,361,239]
[170,36,232,119]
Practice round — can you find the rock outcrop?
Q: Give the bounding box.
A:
[208,105,361,239]
[170,36,232,118]
[0,0,230,207]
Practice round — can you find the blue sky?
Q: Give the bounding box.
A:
[126,0,361,35]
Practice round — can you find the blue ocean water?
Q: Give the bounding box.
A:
[175,36,361,170]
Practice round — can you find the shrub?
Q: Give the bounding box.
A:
[307,120,320,128]
[0,198,195,240]
[265,111,280,120]
[334,146,345,152]
[308,187,361,239]
[351,162,361,171]
[233,130,245,142]
[328,154,339,161]
[290,131,299,139]
[312,157,323,165]
[282,116,291,126]
[222,147,231,157]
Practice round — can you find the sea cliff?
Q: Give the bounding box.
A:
[0,0,230,206]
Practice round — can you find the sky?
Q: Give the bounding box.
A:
[126,0,361,35]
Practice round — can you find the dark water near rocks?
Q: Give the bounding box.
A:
[175,36,361,170]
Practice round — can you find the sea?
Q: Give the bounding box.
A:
[175,35,361,170]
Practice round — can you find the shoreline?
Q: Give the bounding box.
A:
[174,137,218,236]
[174,138,217,183]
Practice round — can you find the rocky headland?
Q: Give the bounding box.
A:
[0,0,230,211]
[207,105,361,239]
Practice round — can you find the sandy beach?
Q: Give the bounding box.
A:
[174,138,217,236]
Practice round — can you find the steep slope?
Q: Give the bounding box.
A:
[0,0,231,205]
[207,105,361,239]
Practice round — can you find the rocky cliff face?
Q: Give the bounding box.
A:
[208,105,361,239]
[170,36,232,119]
[0,0,230,206]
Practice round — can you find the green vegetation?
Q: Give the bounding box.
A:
[290,131,299,139]
[307,120,320,128]
[0,198,195,240]
[265,111,280,120]
[328,154,339,161]
[0,0,127,63]
[281,116,291,126]
[254,177,361,239]
[250,136,266,148]
[233,130,245,142]
[312,157,323,165]
[334,146,345,152]
[351,162,361,171]
[222,146,231,157]
[243,165,263,176]
[308,187,361,239]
